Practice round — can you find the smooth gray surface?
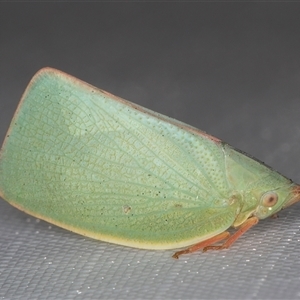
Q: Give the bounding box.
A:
[1,3,300,300]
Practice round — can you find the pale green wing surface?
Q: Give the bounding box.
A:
[0,68,238,249]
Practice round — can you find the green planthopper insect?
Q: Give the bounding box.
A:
[0,68,299,259]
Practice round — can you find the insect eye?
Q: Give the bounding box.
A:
[261,191,278,207]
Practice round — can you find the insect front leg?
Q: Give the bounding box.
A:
[172,216,259,259]
[172,231,230,259]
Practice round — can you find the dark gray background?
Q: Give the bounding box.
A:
[1,3,300,299]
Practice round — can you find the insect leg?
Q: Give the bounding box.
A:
[203,216,259,251]
[172,216,259,258]
[172,231,230,259]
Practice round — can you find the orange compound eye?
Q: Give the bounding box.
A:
[261,191,278,207]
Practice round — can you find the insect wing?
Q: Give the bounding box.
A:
[0,68,238,249]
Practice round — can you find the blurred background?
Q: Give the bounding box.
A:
[1,2,300,299]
